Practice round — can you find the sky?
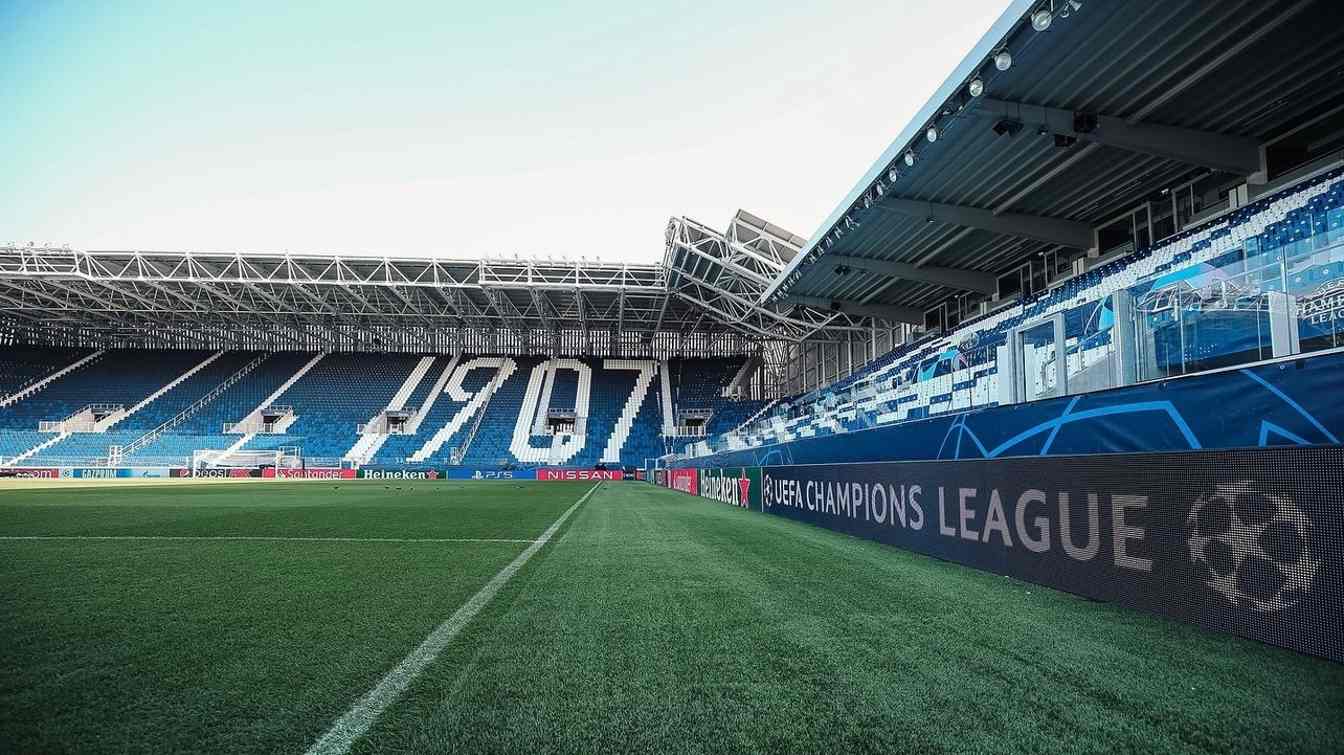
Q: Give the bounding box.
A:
[2,0,1008,263]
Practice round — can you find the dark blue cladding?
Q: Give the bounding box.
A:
[685,351,1344,469]
[753,446,1344,662]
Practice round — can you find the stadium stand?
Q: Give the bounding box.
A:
[0,348,676,469]
[698,168,1344,456]
[2,156,1340,470]
[0,346,91,401]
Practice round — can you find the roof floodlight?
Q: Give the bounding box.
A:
[1031,8,1053,31]
[887,167,900,183]
[1059,1,1081,18]
[926,126,938,143]
[968,78,984,97]
[994,49,1012,71]
[904,150,916,167]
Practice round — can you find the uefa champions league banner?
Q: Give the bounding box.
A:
[673,446,1344,662]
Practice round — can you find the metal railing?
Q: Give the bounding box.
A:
[117,353,271,460]
[37,403,124,432]
[452,368,508,464]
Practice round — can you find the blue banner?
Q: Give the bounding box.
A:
[739,446,1344,662]
[684,351,1344,469]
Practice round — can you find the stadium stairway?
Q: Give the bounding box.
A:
[3,350,213,432]
[229,353,326,433]
[344,355,439,465]
[402,353,461,435]
[408,357,517,464]
[368,354,462,464]
[659,360,675,436]
[0,349,103,408]
[115,352,274,466]
[253,352,423,463]
[4,431,69,466]
[599,360,657,464]
[94,351,226,432]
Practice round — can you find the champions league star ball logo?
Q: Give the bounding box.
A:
[1186,482,1320,613]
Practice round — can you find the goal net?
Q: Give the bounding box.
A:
[192,446,302,470]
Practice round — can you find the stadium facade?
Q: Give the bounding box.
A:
[4,0,1344,658]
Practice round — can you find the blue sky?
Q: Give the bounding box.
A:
[2,0,1007,262]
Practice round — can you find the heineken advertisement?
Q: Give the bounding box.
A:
[697,467,762,508]
[666,447,1344,663]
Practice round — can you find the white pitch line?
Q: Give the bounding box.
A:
[304,482,602,755]
[0,536,538,544]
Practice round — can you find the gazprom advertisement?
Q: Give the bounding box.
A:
[668,446,1344,663]
[60,467,172,479]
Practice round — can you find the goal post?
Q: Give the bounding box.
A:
[192,446,302,470]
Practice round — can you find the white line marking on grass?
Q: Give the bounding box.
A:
[0,536,538,544]
[303,482,602,755]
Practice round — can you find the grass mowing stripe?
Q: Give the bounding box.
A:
[303,482,602,755]
[0,536,537,543]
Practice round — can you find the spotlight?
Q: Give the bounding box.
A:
[968,78,984,97]
[994,49,1012,71]
[926,126,938,143]
[904,150,916,167]
[1031,8,1052,31]
[887,167,899,182]
[863,195,872,209]
[1058,1,1082,18]
[992,119,1023,137]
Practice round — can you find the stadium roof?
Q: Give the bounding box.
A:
[763,0,1344,316]
[0,247,684,345]
[7,0,1341,348]
[0,241,863,352]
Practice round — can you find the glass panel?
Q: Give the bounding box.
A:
[1124,235,1344,381]
[1135,206,1151,251]
[1064,300,1116,394]
[1019,320,1059,402]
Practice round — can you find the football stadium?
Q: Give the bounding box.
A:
[4,1,1344,752]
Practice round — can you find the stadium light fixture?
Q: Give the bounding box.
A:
[1031,8,1052,31]
[904,150,916,167]
[968,78,984,97]
[994,49,1012,71]
[926,126,938,143]
[1058,1,1082,18]
[887,167,900,183]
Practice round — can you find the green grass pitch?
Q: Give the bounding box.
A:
[1,479,1341,753]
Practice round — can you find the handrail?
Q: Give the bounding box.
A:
[452,365,507,464]
[119,353,271,458]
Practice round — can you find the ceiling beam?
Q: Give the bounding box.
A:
[875,198,1094,249]
[975,97,1264,179]
[825,254,996,294]
[785,295,923,326]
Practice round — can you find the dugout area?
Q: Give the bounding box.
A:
[1,479,1341,754]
